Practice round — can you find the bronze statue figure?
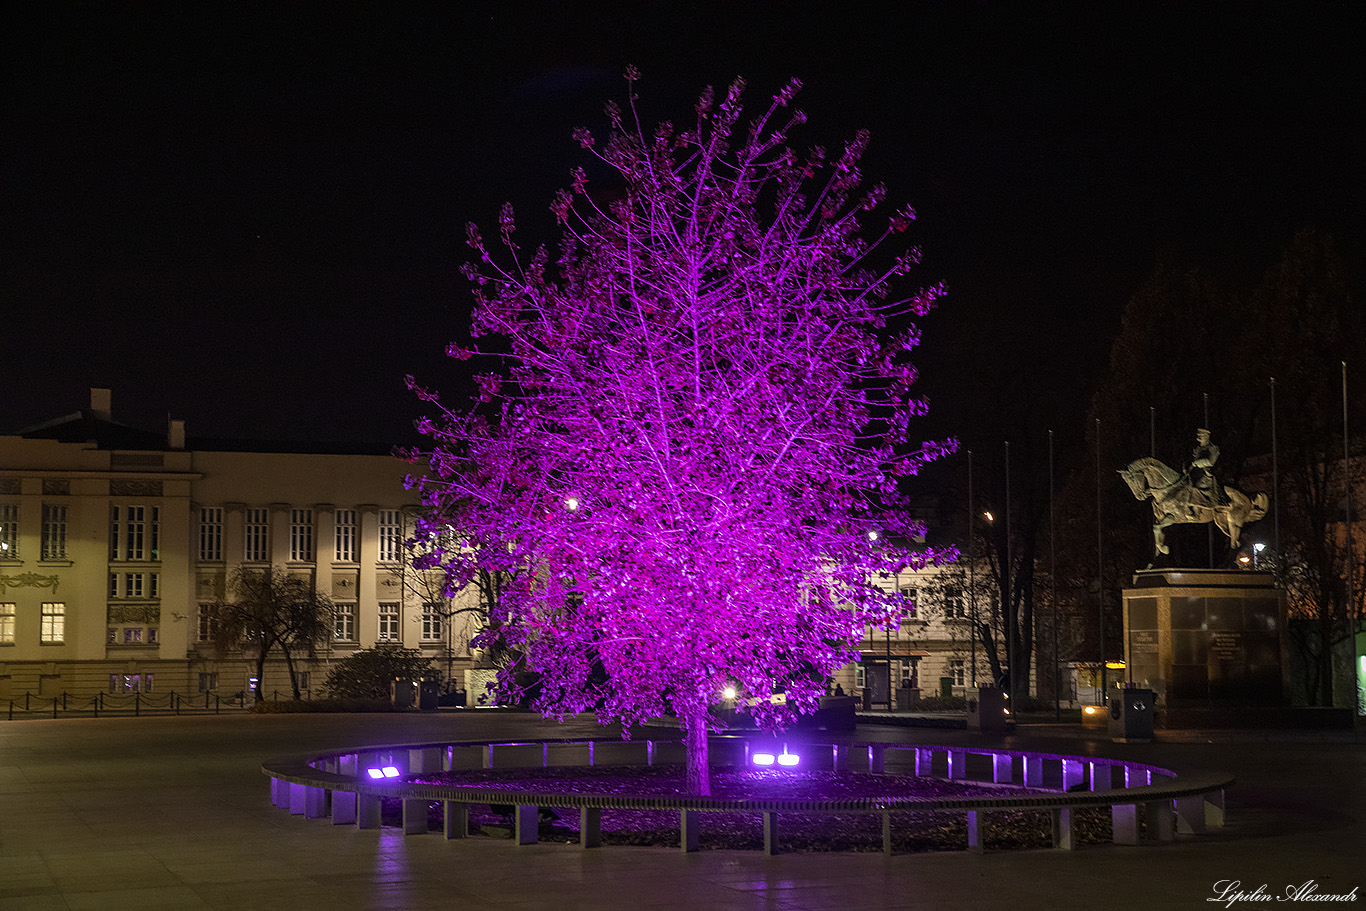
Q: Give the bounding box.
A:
[1118,428,1268,563]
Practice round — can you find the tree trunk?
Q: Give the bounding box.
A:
[682,710,711,796]
[254,649,268,703]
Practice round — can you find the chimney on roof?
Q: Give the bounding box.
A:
[168,418,186,450]
[90,388,112,420]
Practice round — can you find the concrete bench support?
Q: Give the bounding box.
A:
[914,748,933,777]
[515,804,538,845]
[1125,766,1151,787]
[403,798,427,835]
[444,801,468,838]
[270,777,288,808]
[763,812,780,856]
[331,791,357,825]
[680,810,699,853]
[1174,790,1225,834]
[948,749,966,780]
[409,747,441,774]
[580,807,601,848]
[1024,756,1044,787]
[304,786,327,819]
[1111,803,1140,845]
[289,783,307,814]
[1145,800,1174,842]
[867,745,886,774]
[881,811,893,856]
[1091,762,1109,791]
[1062,759,1085,791]
[966,810,984,854]
[991,754,1012,783]
[357,794,382,830]
[1051,807,1073,850]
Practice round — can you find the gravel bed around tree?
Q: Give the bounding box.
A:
[381,765,1120,852]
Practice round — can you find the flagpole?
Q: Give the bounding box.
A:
[1097,418,1106,703]
[1205,392,1214,568]
[1271,377,1280,581]
[1005,440,1013,697]
[968,449,976,689]
[1051,429,1060,721]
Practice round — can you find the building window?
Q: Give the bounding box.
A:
[0,504,18,559]
[110,505,160,561]
[378,601,399,641]
[41,505,67,560]
[422,602,443,641]
[948,659,966,687]
[107,627,117,644]
[149,572,159,598]
[244,508,270,562]
[123,627,143,644]
[40,602,64,643]
[142,674,154,693]
[854,665,866,689]
[148,627,158,644]
[199,507,224,561]
[378,509,403,563]
[334,601,355,641]
[899,586,918,623]
[198,672,218,692]
[297,671,310,691]
[334,509,357,562]
[290,509,314,562]
[943,586,965,619]
[0,602,14,644]
[197,603,218,642]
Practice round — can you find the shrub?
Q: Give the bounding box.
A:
[323,644,441,700]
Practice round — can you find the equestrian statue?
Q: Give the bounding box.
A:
[1118,428,1268,564]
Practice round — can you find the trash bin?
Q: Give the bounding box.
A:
[391,678,417,709]
[966,684,1010,732]
[418,678,439,711]
[1108,684,1154,742]
[939,676,954,699]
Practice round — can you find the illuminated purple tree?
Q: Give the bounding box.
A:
[410,71,954,795]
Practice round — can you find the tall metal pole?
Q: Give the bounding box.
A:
[1205,392,1214,568]
[1272,377,1281,582]
[1097,418,1106,703]
[1051,429,1060,721]
[1005,440,1013,696]
[968,450,977,688]
[1344,362,1360,717]
[1150,405,1156,458]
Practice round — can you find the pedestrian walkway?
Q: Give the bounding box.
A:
[1,712,1361,910]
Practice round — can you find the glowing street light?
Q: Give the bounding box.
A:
[983,511,994,523]
[564,497,580,512]
[722,685,737,701]
[866,530,880,542]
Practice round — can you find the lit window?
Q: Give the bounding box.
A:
[199,507,224,561]
[334,509,357,562]
[0,504,18,559]
[0,602,15,644]
[378,602,400,641]
[244,508,270,562]
[123,627,143,644]
[378,510,403,563]
[148,627,158,644]
[290,509,314,562]
[854,665,866,688]
[40,602,64,643]
[41,505,67,560]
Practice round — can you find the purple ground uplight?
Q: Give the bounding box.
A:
[389,765,1111,852]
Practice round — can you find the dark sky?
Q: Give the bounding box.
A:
[3,3,1364,452]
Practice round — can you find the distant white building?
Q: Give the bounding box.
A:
[0,389,481,702]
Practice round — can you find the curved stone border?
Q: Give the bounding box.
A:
[262,736,1232,855]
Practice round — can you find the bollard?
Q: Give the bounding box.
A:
[52,697,58,719]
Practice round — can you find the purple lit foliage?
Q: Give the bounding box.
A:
[410,71,955,795]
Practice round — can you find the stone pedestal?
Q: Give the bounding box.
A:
[1122,569,1289,712]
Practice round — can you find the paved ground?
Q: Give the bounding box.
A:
[1,711,1362,910]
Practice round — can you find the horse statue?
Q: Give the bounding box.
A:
[1118,457,1269,564]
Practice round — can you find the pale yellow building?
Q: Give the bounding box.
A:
[0,389,479,703]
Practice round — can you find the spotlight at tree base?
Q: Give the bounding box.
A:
[751,745,800,768]
[366,766,401,780]
[722,685,737,701]
[564,497,580,512]
[867,530,880,542]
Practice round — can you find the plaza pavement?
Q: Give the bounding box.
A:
[1,710,1363,910]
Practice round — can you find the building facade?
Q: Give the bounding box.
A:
[0,390,480,702]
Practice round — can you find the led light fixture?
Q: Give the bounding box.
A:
[752,753,776,766]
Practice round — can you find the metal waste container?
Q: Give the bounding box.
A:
[391,678,417,709]
[1109,685,1154,742]
[966,684,1010,732]
[418,678,439,711]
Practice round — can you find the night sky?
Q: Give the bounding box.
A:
[4,3,1364,456]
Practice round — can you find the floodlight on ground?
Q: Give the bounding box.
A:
[752,753,776,766]
[367,766,401,780]
[776,750,799,767]
[722,686,737,700]
[564,497,580,511]
[867,530,879,542]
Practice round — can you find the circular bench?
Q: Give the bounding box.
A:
[262,736,1232,855]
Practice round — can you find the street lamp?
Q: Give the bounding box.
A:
[1254,542,1266,570]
